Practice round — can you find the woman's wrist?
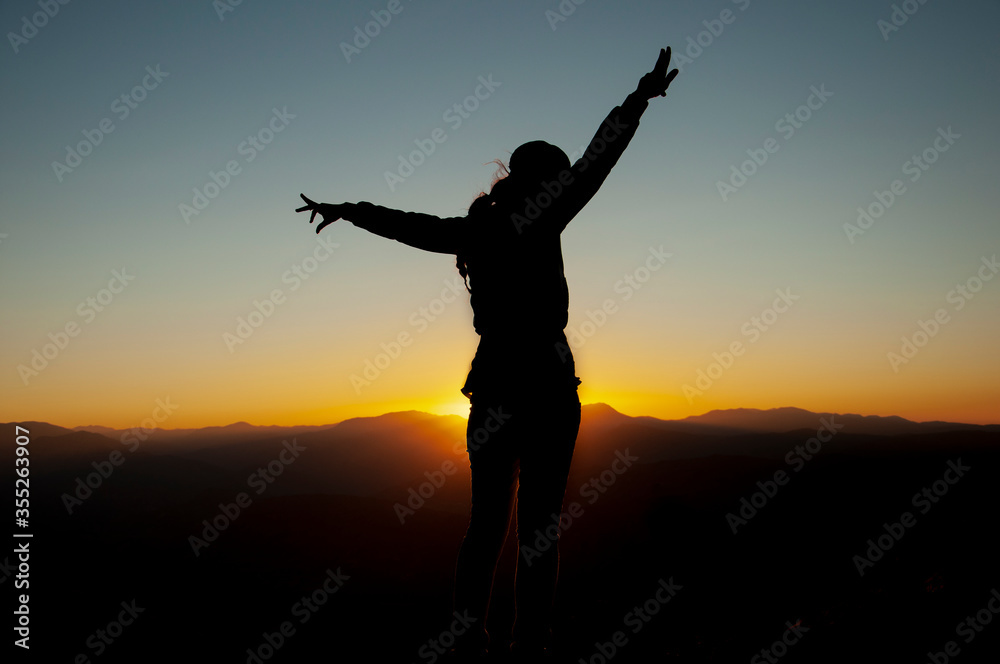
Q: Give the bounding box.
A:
[623,89,649,114]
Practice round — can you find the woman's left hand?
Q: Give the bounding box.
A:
[637,47,679,100]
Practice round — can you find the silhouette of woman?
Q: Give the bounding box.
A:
[297,48,678,661]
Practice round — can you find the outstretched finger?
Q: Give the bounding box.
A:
[299,193,317,206]
[664,68,679,90]
[655,48,668,75]
[295,204,311,213]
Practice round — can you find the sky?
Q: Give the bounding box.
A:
[2,0,998,428]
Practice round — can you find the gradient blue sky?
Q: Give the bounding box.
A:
[2,0,998,427]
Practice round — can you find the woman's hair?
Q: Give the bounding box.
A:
[456,160,509,292]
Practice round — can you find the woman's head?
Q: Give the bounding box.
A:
[509,140,570,186]
[457,145,570,289]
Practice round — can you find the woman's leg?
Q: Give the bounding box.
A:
[512,391,581,650]
[453,397,519,651]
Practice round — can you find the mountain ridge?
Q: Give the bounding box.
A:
[7,404,998,439]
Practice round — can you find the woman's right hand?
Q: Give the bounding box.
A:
[296,194,344,233]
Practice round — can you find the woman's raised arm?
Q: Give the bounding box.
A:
[551,48,680,229]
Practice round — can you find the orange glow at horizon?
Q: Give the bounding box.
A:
[3,284,998,429]
[12,384,999,431]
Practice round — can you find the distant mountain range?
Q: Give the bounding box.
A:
[5,404,997,503]
[642,405,999,435]
[19,403,999,444]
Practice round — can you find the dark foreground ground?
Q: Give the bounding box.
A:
[7,412,1000,663]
